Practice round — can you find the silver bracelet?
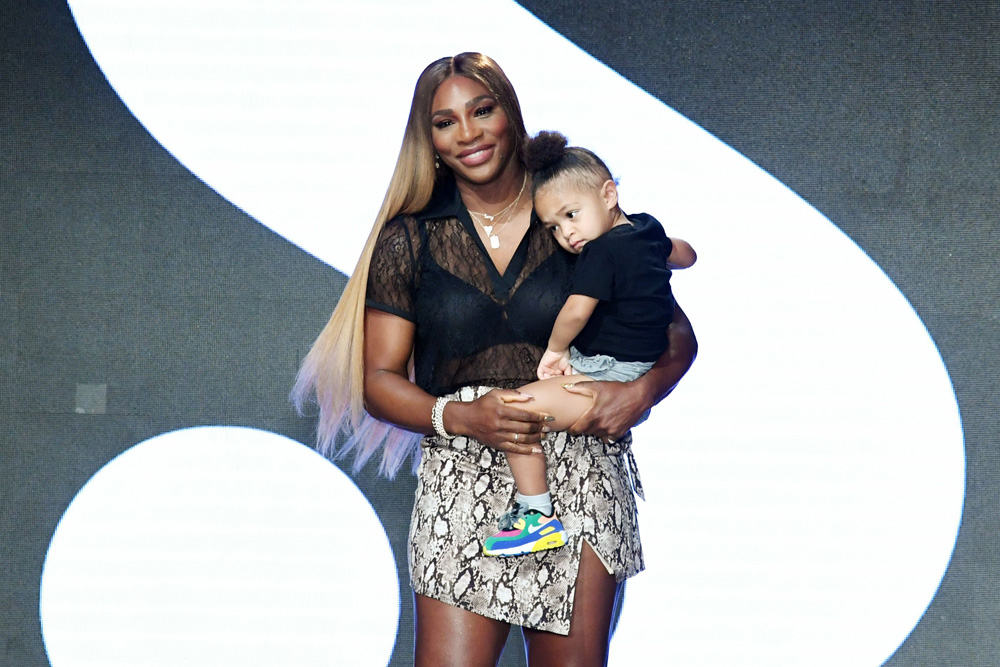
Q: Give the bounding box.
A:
[431,396,456,439]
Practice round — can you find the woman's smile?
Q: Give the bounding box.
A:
[457,144,496,167]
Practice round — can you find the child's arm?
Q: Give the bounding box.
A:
[537,294,600,379]
[667,237,697,269]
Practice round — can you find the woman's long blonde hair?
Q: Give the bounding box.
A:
[291,53,528,478]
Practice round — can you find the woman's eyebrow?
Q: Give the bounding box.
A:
[431,95,495,119]
[464,94,494,108]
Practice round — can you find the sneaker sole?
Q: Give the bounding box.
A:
[483,530,567,557]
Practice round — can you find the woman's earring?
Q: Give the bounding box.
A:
[434,154,440,170]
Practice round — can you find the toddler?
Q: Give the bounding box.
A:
[483,131,696,556]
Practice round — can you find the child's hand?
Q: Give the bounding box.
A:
[537,349,572,379]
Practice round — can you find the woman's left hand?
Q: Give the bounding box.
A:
[566,302,699,442]
[562,380,647,442]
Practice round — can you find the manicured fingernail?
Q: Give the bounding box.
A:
[541,426,551,433]
[562,383,574,388]
[532,447,543,454]
[519,391,534,398]
[544,415,555,422]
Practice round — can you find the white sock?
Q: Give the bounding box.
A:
[516,491,553,516]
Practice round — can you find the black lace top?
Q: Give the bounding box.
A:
[366,178,576,397]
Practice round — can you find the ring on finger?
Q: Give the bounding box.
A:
[514,433,519,443]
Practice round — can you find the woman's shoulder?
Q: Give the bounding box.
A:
[381,180,462,238]
[381,212,428,241]
[372,214,425,267]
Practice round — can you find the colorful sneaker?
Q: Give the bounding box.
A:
[483,507,567,557]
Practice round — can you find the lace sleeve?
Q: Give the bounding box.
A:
[366,217,418,321]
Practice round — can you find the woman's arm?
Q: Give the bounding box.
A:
[563,302,697,440]
[363,308,547,454]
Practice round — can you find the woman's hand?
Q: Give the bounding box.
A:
[364,310,549,454]
[563,380,646,442]
[565,302,698,442]
[446,389,551,455]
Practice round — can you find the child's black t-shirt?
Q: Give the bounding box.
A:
[569,212,675,363]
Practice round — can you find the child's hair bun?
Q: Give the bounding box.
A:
[523,131,568,173]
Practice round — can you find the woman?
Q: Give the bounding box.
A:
[293,53,697,666]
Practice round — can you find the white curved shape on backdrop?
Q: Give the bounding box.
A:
[40,427,399,667]
[67,2,964,665]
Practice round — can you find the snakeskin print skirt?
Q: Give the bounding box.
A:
[408,386,645,635]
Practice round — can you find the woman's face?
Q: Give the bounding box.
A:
[430,75,514,186]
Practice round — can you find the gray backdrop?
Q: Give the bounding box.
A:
[2,1,997,664]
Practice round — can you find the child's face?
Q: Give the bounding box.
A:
[534,178,618,254]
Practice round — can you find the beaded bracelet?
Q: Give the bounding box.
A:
[431,396,456,439]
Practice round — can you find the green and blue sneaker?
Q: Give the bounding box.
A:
[483,503,567,557]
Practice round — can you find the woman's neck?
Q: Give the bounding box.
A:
[455,163,528,215]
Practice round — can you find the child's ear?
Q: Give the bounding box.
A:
[602,179,618,210]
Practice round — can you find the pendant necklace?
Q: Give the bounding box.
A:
[468,173,527,249]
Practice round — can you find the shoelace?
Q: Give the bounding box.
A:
[497,502,527,531]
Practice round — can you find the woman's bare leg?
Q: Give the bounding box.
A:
[521,542,622,667]
[414,593,511,667]
[519,375,596,432]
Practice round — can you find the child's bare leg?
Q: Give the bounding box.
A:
[484,378,580,556]
[519,375,596,431]
[505,451,548,495]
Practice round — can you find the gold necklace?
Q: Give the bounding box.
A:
[468,173,527,249]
